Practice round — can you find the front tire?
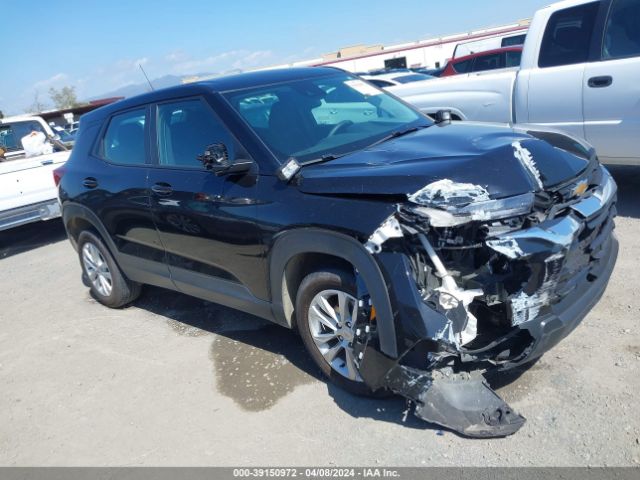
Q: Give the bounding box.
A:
[77,231,141,308]
[295,270,375,396]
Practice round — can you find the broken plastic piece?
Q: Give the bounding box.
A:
[361,350,527,439]
[414,374,526,438]
[408,179,490,207]
[364,215,403,254]
[485,237,525,259]
[409,193,534,227]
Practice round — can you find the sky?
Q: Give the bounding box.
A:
[2,0,551,116]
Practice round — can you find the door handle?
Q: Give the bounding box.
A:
[588,75,613,88]
[82,177,98,189]
[152,182,173,195]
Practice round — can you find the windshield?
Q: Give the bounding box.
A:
[224,72,430,164]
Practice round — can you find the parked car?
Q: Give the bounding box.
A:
[439,46,523,76]
[0,115,70,231]
[389,0,640,165]
[57,67,617,438]
[64,121,80,134]
[361,71,435,88]
[52,126,76,148]
[411,67,444,77]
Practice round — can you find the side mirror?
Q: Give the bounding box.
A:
[197,143,253,176]
[433,109,452,125]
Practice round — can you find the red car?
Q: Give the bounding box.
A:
[440,46,523,77]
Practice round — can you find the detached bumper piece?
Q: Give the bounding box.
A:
[414,373,525,438]
[360,349,525,438]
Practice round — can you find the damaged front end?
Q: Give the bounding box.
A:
[352,163,618,438]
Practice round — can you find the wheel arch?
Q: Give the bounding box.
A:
[62,202,118,255]
[269,228,398,358]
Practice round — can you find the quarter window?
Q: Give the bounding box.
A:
[156,99,235,168]
[603,0,640,60]
[102,109,147,165]
[538,2,600,68]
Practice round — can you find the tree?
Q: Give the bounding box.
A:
[27,91,47,114]
[0,110,4,119]
[48,86,80,110]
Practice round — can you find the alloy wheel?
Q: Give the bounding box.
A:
[82,242,113,297]
[307,289,362,382]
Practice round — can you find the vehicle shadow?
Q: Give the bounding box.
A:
[608,165,640,219]
[0,218,67,260]
[130,285,531,433]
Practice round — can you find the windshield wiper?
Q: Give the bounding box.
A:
[300,152,349,166]
[367,124,431,149]
[299,124,432,167]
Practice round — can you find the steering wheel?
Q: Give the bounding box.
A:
[328,120,354,137]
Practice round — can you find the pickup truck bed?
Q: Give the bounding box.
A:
[0,151,69,231]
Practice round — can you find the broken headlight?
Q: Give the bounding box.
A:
[409,192,535,227]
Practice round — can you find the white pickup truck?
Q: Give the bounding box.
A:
[0,115,70,231]
[389,0,640,165]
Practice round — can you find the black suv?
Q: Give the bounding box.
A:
[57,67,617,438]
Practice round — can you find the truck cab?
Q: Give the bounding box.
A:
[517,0,640,164]
[390,0,640,165]
[0,115,70,231]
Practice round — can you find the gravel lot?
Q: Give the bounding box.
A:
[0,165,639,467]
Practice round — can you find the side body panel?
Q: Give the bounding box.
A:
[388,69,517,122]
[0,151,69,211]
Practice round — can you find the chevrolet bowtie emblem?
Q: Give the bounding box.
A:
[572,180,588,197]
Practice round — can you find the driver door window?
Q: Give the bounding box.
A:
[156,99,235,169]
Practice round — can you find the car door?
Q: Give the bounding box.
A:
[90,106,172,288]
[523,1,602,139]
[147,97,263,300]
[584,0,640,163]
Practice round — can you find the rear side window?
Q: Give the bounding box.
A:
[452,59,473,73]
[156,99,235,169]
[102,109,147,165]
[538,2,600,68]
[603,0,640,60]
[472,53,505,72]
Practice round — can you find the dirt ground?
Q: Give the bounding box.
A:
[0,165,639,466]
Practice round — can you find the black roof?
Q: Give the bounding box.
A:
[82,67,341,122]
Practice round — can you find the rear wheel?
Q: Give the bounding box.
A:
[77,231,141,308]
[296,270,375,396]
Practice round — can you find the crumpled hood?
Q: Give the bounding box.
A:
[298,123,592,199]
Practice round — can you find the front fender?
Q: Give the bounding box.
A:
[268,228,398,358]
